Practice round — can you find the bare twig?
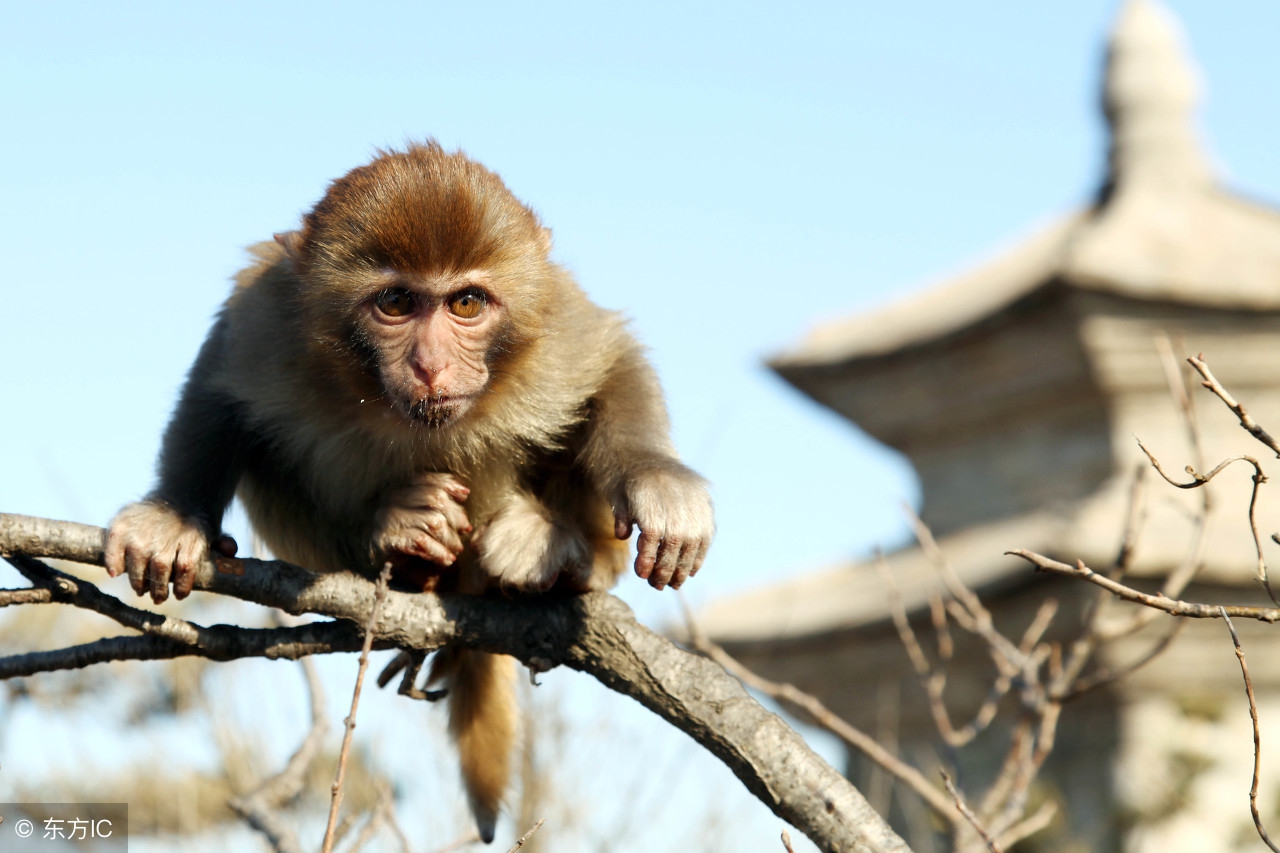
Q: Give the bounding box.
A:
[503,818,544,853]
[1111,463,1148,580]
[1136,441,1271,587]
[1188,354,1280,458]
[1222,609,1280,853]
[322,563,395,853]
[992,802,1057,852]
[1157,335,1209,490]
[906,508,987,626]
[429,832,480,853]
[1180,353,1280,602]
[341,784,398,853]
[781,830,797,853]
[941,770,1001,853]
[1062,619,1188,700]
[1009,551,1280,622]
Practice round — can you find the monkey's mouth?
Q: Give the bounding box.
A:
[407,394,474,427]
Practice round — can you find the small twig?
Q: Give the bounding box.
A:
[1111,463,1148,580]
[906,507,987,626]
[1136,440,1261,493]
[941,770,1002,853]
[875,552,931,677]
[341,784,396,853]
[1009,551,1280,622]
[429,832,480,853]
[781,829,797,853]
[1223,609,1280,853]
[992,801,1057,851]
[1061,619,1189,700]
[322,563,394,853]
[1157,336,1209,493]
[928,592,954,662]
[504,818,544,853]
[1188,354,1280,458]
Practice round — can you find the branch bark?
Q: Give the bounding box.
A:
[0,513,911,853]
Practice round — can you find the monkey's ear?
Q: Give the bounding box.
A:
[538,227,553,254]
[274,231,305,265]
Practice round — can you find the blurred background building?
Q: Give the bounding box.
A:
[700,2,1280,850]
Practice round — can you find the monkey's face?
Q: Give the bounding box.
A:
[357,270,505,428]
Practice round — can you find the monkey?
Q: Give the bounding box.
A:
[102,142,714,843]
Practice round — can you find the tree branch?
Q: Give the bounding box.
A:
[0,512,911,853]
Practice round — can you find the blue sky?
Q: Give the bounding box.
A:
[2,1,1279,848]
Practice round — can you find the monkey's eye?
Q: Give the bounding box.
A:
[448,289,488,320]
[374,287,417,317]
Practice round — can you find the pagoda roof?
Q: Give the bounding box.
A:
[774,0,1280,374]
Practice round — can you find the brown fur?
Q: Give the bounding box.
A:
[104,142,714,841]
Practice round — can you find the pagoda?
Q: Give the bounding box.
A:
[700,3,1280,850]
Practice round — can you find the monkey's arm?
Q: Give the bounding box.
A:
[578,345,714,590]
[105,317,248,603]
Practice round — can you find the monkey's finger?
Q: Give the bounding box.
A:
[436,501,472,536]
[689,540,710,578]
[215,534,238,557]
[391,533,457,566]
[148,552,174,604]
[634,530,660,580]
[669,541,699,590]
[443,479,471,502]
[104,531,126,578]
[649,537,683,590]
[173,539,203,600]
[422,517,465,555]
[123,545,151,596]
[614,511,634,540]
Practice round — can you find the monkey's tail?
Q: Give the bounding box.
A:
[431,648,518,844]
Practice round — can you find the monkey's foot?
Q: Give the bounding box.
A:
[474,492,591,591]
[372,472,472,566]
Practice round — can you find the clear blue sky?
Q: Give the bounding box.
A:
[1,1,1278,848]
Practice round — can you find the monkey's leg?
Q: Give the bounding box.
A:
[472,490,591,592]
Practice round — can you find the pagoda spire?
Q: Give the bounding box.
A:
[1102,0,1213,194]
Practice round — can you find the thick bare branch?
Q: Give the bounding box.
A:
[0,513,910,853]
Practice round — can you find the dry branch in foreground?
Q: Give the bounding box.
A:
[0,512,910,853]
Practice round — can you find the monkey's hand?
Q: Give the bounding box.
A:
[473,491,593,592]
[105,501,236,603]
[371,473,472,566]
[613,463,714,591]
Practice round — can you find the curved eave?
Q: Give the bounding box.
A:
[772,190,1280,382]
[770,213,1084,371]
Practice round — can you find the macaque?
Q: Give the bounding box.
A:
[104,142,714,842]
